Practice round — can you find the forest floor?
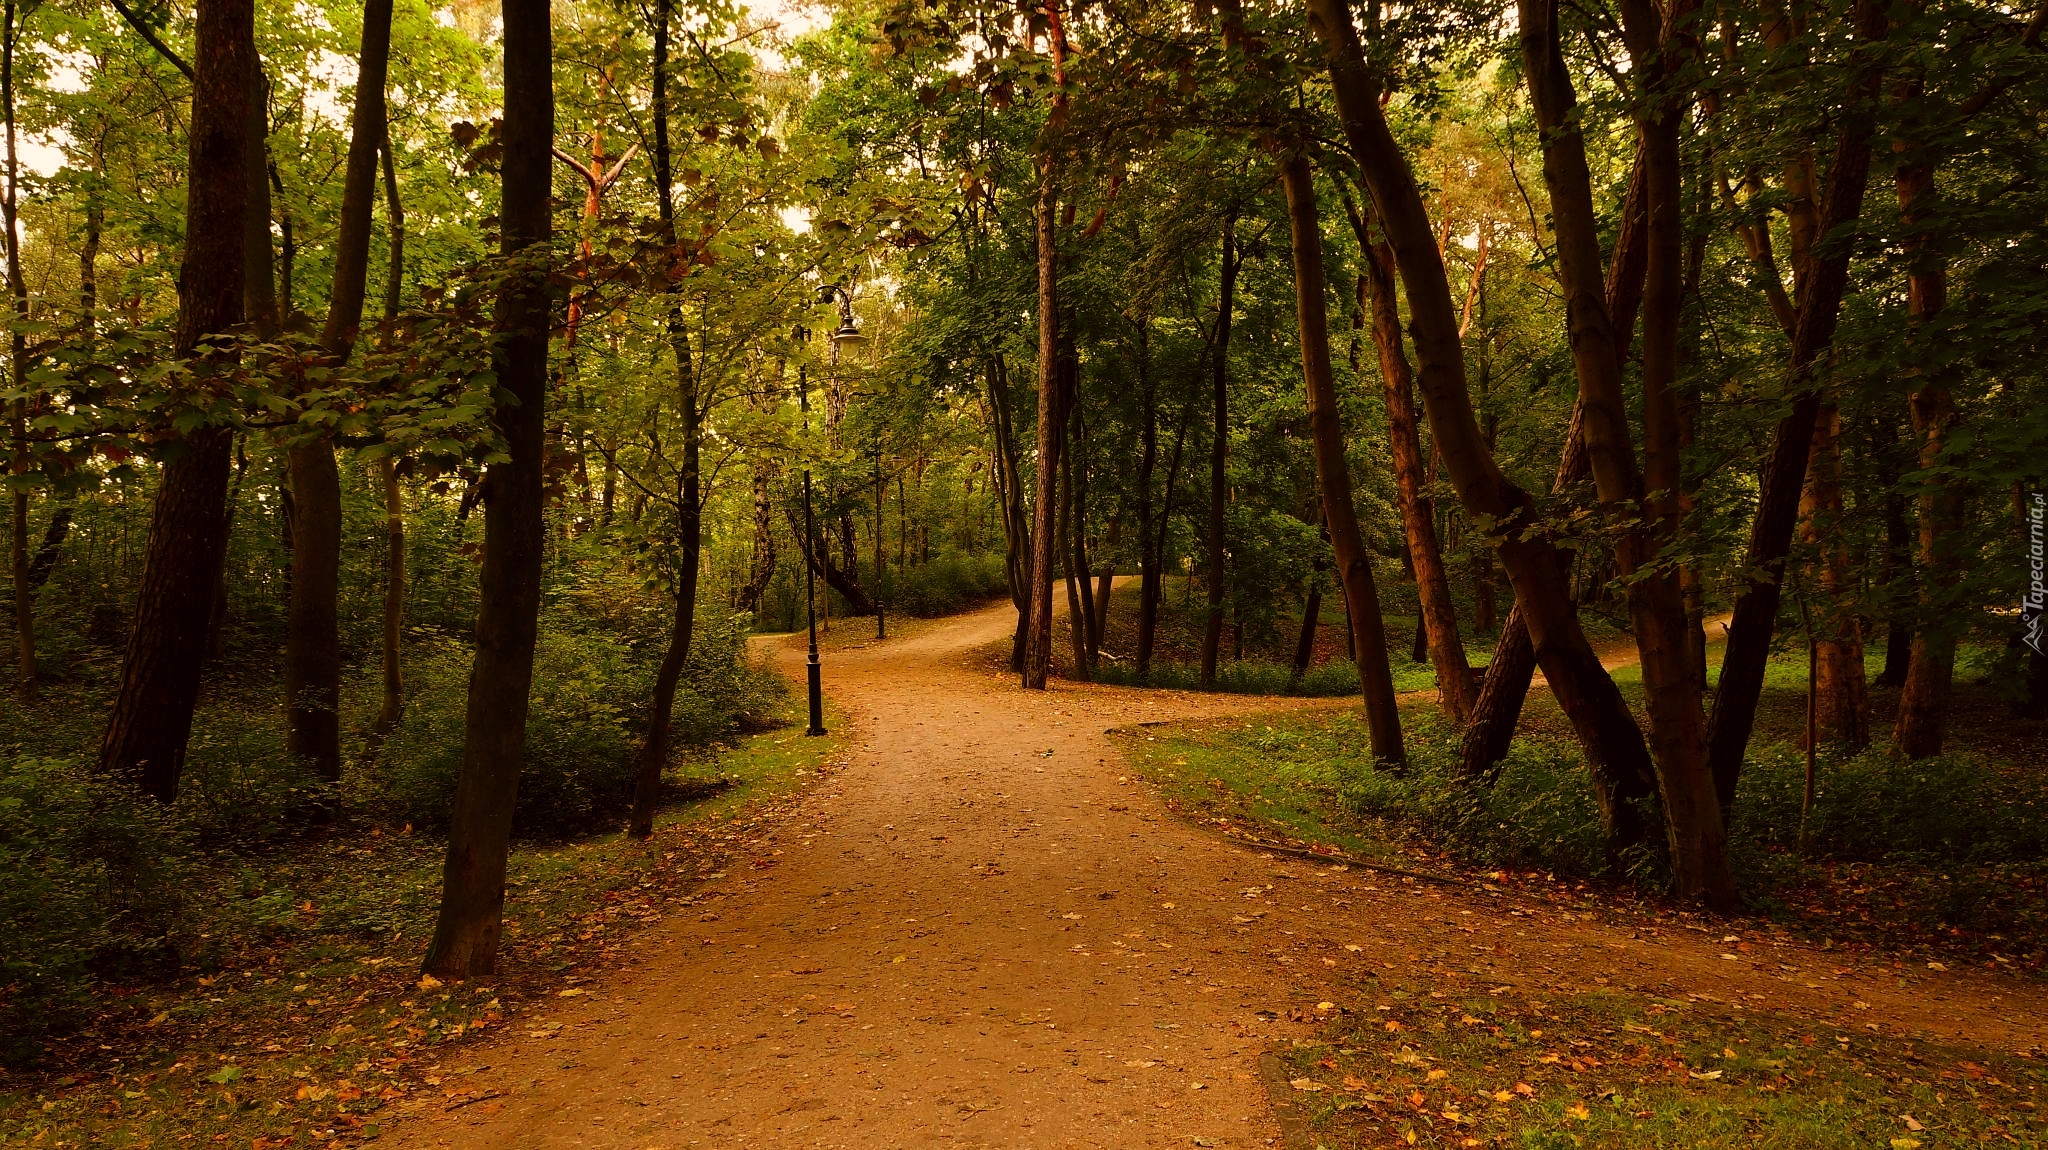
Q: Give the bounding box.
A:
[371,593,2046,1149]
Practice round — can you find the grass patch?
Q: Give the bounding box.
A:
[1278,976,2046,1148]
[0,697,849,1149]
[1117,690,2048,970]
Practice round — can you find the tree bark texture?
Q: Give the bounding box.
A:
[96,0,251,799]
[1280,153,1404,767]
[424,0,550,979]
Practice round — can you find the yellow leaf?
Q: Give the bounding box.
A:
[416,974,442,990]
[1566,1101,1591,1120]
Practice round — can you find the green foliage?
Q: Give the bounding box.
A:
[378,609,779,837]
[1096,658,1379,697]
[886,550,1009,617]
[0,758,189,1067]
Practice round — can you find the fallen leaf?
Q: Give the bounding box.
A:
[1902,1116,1925,1132]
[1565,1101,1590,1121]
[1289,1078,1326,1092]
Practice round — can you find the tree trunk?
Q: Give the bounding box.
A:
[423,0,550,979]
[371,127,406,740]
[375,457,404,734]
[1798,402,1870,747]
[1059,441,1089,682]
[629,0,705,839]
[1280,153,1404,767]
[1892,130,1963,757]
[1022,5,1068,691]
[1457,144,1648,778]
[96,0,252,799]
[1309,0,1656,850]
[1199,217,1237,689]
[1358,222,1474,721]
[1293,584,1322,681]
[3,0,35,687]
[1705,0,1887,810]
[283,0,391,783]
[738,462,777,614]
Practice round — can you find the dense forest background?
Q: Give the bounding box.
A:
[1,0,2044,1080]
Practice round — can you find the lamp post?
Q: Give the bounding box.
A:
[794,327,825,738]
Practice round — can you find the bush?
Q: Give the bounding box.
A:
[0,757,189,1067]
[380,624,647,837]
[888,551,1009,617]
[178,711,334,846]
[1728,742,2046,865]
[379,608,782,837]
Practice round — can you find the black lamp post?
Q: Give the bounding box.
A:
[794,327,825,738]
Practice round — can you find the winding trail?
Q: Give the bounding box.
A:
[392,597,2047,1149]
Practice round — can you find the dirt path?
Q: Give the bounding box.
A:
[390,599,2047,1149]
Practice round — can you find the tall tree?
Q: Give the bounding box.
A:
[1307,0,1660,859]
[1021,1,1069,690]
[423,0,552,978]
[1704,0,1888,812]
[628,0,705,839]
[95,0,253,801]
[285,0,395,784]
[1520,0,1732,907]
[1281,152,1404,765]
[1343,194,1475,722]
[1198,216,1237,689]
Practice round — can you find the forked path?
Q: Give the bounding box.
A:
[394,599,2047,1149]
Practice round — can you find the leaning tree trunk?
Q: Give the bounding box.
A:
[1457,152,1648,782]
[1199,217,1237,689]
[1280,153,1404,767]
[1310,0,1656,852]
[287,0,393,783]
[423,0,550,979]
[1705,0,1887,811]
[1358,221,1474,721]
[96,0,253,800]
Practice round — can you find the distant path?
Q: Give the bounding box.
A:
[390,597,2045,1148]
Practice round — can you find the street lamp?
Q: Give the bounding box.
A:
[794,325,825,738]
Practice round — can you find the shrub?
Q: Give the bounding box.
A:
[380,624,647,837]
[888,551,1010,617]
[178,710,333,846]
[0,757,189,1067]
[378,608,782,837]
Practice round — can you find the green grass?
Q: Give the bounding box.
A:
[1095,656,1443,697]
[0,699,849,1149]
[1278,976,2047,1148]
[1116,676,2048,969]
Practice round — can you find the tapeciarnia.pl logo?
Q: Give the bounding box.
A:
[2028,491,2046,657]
